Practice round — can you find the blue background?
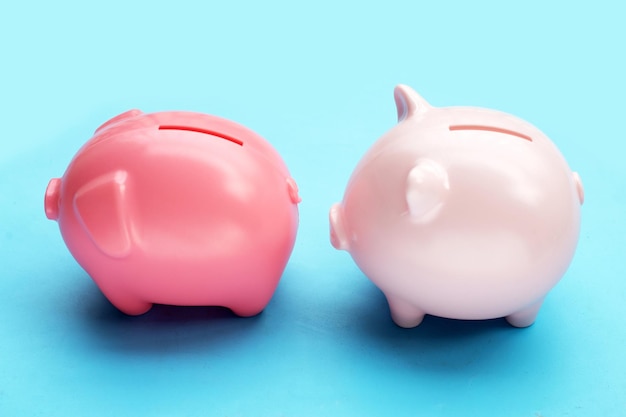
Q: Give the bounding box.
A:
[1,1,624,416]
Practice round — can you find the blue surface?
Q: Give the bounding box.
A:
[1,1,624,416]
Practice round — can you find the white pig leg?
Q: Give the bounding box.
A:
[505,298,544,328]
[386,294,426,328]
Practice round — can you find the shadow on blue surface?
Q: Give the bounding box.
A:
[337,274,540,373]
[64,264,550,376]
[69,272,274,356]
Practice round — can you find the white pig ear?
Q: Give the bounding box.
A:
[406,159,449,221]
[73,171,132,258]
[394,85,431,122]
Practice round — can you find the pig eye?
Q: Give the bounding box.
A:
[158,125,244,146]
[449,125,532,142]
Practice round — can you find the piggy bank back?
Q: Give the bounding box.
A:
[330,85,584,328]
[46,110,300,316]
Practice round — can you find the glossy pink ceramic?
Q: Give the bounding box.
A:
[330,85,584,328]
[46,110,300,316]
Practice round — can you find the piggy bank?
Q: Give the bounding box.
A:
[45,110,300,316]
[330,85,584,328]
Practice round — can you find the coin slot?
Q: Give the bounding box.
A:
[158,125,243,146]
[449,125,532,142]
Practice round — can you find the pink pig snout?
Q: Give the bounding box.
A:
[45,178,62,220]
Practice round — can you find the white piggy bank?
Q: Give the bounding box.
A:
[330,85,584,328]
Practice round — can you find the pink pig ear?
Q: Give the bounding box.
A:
[394,85,431,122]
[94,109,143,133]
[406,159,449,221]
[73,171,132,258]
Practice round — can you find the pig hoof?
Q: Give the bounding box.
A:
[386,295,425,328]
[505,299,544,327]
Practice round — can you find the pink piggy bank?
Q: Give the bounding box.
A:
[45,110,300,316]
[330,85,584,328]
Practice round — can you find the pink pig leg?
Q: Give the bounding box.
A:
[505,298,544,328]
[386,294,426,328]
[229,304,266,317]
[96,282,153,315]
[229,294,273,317]
[114,299,153,316]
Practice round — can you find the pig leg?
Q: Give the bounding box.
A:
[386,294,426,328]
[96,282,153,315]
[505,298,544,328]
[113,299,153,316]
[229,303,266,317]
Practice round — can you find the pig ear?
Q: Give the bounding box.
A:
[95,109,143,133]
[406,159,449,221]
[73,171,132,258]
[394,85,431,122]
